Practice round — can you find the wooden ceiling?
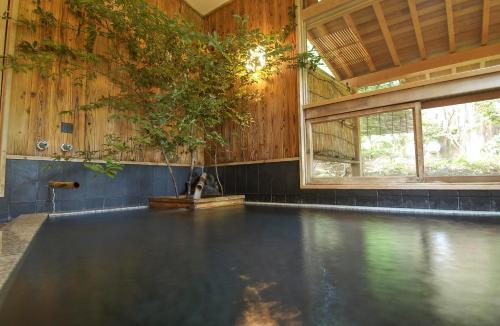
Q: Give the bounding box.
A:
[305,0,500,87]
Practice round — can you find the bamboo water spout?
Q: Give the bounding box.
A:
[193,173,207,200]
[48,181,80,189]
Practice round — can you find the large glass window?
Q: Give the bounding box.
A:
[305,96,500,186]
[422,99,500,177]
[309,106,417,181]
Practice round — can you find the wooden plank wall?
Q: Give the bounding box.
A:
[6,0,203,165]
[204,0,300,164]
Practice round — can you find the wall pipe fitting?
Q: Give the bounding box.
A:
[48,181,80,189]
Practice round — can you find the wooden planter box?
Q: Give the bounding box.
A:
[149,195,245,210]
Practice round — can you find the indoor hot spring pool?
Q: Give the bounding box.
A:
[1,206,500,326]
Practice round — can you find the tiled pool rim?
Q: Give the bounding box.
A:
[245,202,500,217]
[0,213,47,302]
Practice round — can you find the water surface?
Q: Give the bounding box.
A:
[1,206,500,325]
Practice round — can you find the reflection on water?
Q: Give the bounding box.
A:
[0,207,500,325]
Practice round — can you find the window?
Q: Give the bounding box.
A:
[422,99,500,177]
[310,107,416,179]
[304,96,500,187]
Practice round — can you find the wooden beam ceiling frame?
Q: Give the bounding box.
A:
[306,30,343,80]
[482,0,490,45]
[316,24,355,78]
[373,1,401,66]
[342,42,500,87]
[343,14,376,71]
[445,0,457,53]
[407,0,427,59]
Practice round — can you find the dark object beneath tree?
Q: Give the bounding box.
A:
[190,172,221,197]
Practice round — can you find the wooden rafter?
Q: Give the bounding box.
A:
[407,0,427,59]
[445,0,456,53]
[343,14,376,71]
[373,1,400,66]
[482,0,490,45]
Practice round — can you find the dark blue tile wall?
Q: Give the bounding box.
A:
[0,159,192,221]
[208,160,499,213]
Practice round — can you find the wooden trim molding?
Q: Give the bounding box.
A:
[0,0,19,197]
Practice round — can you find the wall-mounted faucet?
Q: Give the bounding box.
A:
[36,139,49,151]
[60,143,73,152]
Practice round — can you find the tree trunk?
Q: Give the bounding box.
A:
[214,151,224,196]
[162,149,179,198]
[186,150,196,199]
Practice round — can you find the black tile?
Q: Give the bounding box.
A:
[104,197,124,208]
[402,190,429,197]
[403,196,430,209]
[139,166,155,198]
[245,194,259,202]
[336,195,356,206]
[246,164,259,193]
[257,194,271,202]
[122,165,142,197]
[223,166,236,195]
[429,190,459,197]
[317,190,335,205]
[458,190,491,197]
[60,200,86,212]
[492,197,500,211]
[234,165,247,194]
[258,164,277,195]
[0,197,9,220]
[459,197,492,211]
[85,198,104,210]
[356,196,378,207]
[286,194,300,203]
[299,190,318,204]
[124,196,142,207]
[284,161,300,194]
[271,194,286,203]
[8,160,38,203]
[84,169,109,198]
[378,195,404,208]
[36,200,52,213]
[153,166,170,197]
[430,196,459,210]
[9,202,36,218]
[377,190,402,196]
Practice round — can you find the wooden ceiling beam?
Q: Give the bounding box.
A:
[344,43,500,87]
[445,0,457,53]
[482,0,490,45]
[343,14,376,71]
[373,1,401,66]
[407,0,427,59]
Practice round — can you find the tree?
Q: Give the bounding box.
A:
[2,0,318,197]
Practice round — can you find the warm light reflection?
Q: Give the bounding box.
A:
[246,46,266,74]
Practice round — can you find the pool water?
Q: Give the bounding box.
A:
[1,206,500,325]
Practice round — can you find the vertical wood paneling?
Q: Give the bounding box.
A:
[205,0,300,164]
[6,0,202,164]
